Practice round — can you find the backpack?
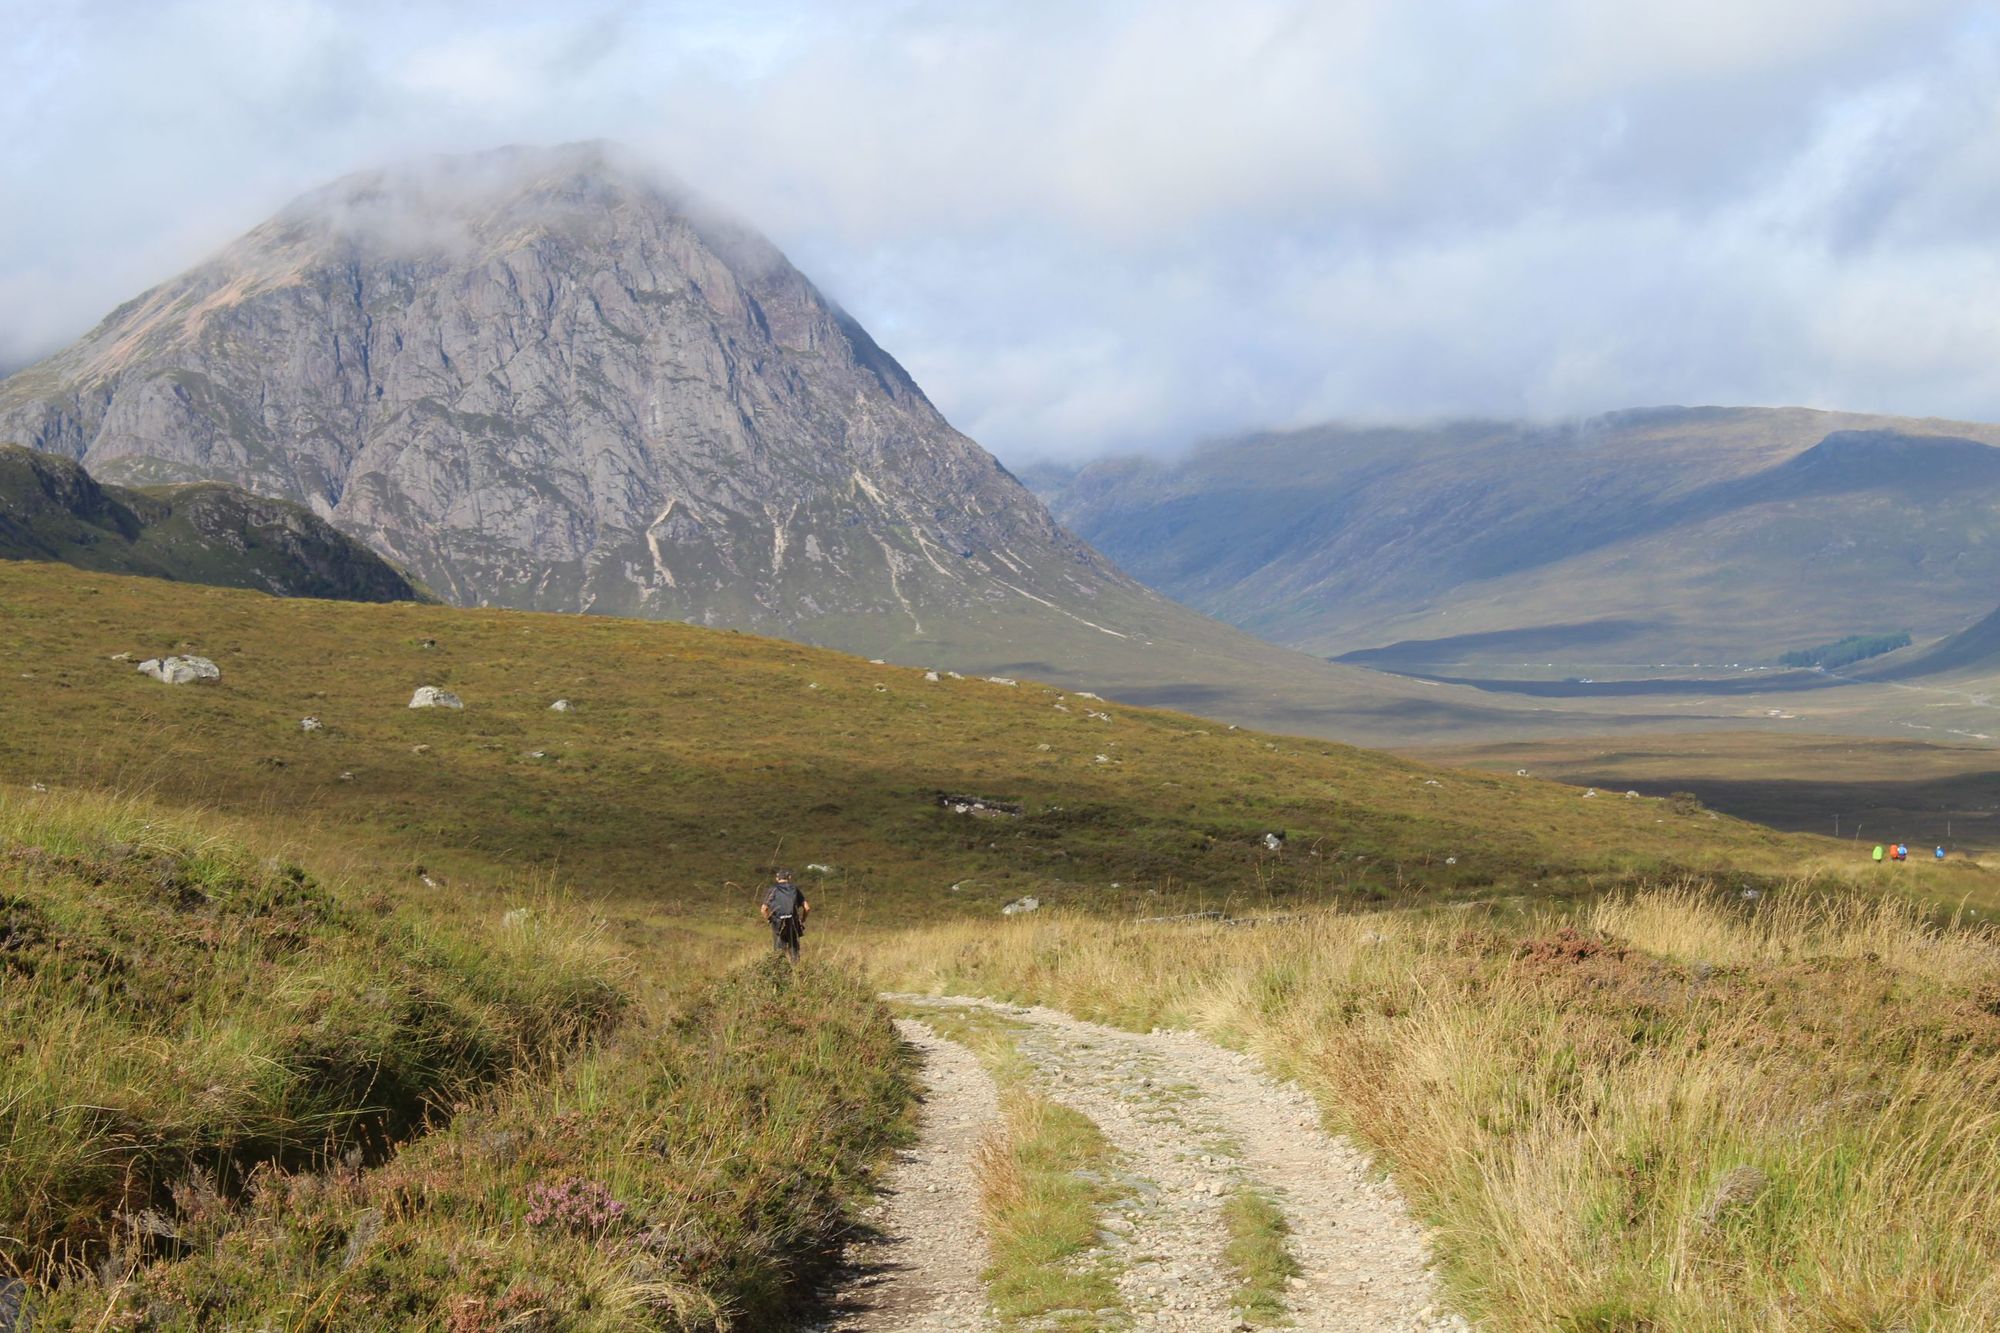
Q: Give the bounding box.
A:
[767,882,801,919]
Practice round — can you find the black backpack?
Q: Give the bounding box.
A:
[768,882,801,919]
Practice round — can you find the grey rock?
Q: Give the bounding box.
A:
[300,716,323,731]
[137,655,220,685]
[0,143,1130,664]
[1001,896,1040,916]
[408,686,462,710]
[548,698,572,712]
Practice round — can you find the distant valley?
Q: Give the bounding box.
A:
[1026,407,2000,682]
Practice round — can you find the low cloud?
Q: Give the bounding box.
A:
[5,1,1999,460]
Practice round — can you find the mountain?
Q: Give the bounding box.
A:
[0,142,1505,741]
[0,443,421,601]
[1026,407,2000,674]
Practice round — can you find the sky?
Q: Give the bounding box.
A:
[6,0,2000,463]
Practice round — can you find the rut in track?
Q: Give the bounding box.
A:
[823,994,1469,1332]
[811,1019,1003,1332]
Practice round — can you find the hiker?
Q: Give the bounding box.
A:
[1873,844,1885,863]
[760,868,811,960]
[1936,845,1947,861]
[1894,843,1909,862]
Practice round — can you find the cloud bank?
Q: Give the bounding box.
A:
[5,0,2000,459]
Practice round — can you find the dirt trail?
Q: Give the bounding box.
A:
[812,1018,1002,1332]
[833,994,1468,1332]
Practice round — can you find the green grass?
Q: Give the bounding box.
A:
[980,1091,1124,1326]
[1223,1187,1299,1325]
[33,958,915,1330]
[10,557,1990,1327]
[0,561,1837,933]
[0,787,627,1289]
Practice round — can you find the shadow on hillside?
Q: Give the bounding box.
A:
[1336,618,1664,668]
[1370,669,1842,698]
[1549,769,2000,851]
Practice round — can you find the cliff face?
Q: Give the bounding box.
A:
[0,444,421,602]
[0,144,1122,651]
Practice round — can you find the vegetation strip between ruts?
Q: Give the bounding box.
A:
[1223,1186,1301,1327]
[903,1006,1128,1326]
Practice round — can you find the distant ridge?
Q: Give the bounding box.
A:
[1030,409,2000,672]
[0,443,422,602]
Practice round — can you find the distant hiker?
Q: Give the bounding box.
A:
[1894,843,1909,862]
[1873,844,1885,863]
[1936,845,1947,861]
[761,869,810,960]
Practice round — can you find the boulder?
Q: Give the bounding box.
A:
[1001,896,1040,916]
[409,686,463,710]
[300,716,323,732]
[549,699,572,712]
[136,655,220,685]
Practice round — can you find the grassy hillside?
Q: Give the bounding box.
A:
[0,561,1838,928]
[33,958,912,1330]
[1,785,916,1327]
[0,789,624,1285]
[0,444,423,603]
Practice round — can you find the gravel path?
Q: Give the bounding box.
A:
[855,994,1470,1333]
[812,1018,1003,1332]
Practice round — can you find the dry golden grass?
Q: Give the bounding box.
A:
[843,885,2000,1330]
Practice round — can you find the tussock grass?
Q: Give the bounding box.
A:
[1222,1187,1299,1326]
[849,884,2000,1331]
[0,786,628,1289]
[36,959,915,1329]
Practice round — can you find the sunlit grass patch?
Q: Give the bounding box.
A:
[1223,1186,1300,1325]
[980,1090,1125,1326]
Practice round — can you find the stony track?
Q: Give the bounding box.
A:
[819,994,1469,1332]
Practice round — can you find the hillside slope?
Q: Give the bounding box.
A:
[1028,407,2000,671]
[0,443,421,601]
[0,561,1823,925]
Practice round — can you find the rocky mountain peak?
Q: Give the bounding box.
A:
[0,143,1115,657]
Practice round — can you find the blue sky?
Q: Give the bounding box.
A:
[6,1,2000,461]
